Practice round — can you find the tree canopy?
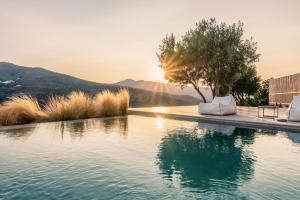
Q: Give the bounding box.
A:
[232,66,261,105]
[254,80,269,106]
[157,18,260,102]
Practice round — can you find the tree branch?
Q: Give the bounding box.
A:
[191,82,207,103]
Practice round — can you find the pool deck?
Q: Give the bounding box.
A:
[129,106,300,132]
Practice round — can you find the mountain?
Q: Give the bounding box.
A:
[116,79,212,101]
[0,62,201,107]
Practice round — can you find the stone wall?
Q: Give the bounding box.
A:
[269,73,300,105]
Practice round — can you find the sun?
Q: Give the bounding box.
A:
[148,66,166,83]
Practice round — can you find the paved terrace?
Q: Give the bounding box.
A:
[129,106,300,132]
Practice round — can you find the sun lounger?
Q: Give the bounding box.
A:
[285,96,300,121]
[198,95,237,115]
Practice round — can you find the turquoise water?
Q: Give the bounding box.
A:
[0,116,300,199]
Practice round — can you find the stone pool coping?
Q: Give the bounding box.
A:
[129,106,300,133]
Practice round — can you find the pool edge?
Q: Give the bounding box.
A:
[129,110,300,133]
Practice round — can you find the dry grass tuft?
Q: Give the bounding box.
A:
[94,90,120,117]
[44,91,94,121]
[66,91,95,119]
[44,96,67,121]
[0,90,130,126]
[116,89,130,115]
[0,95,46,125]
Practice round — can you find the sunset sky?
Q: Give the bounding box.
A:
[1,0,299,83]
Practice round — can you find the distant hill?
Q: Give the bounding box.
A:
[0,62,201,107]
[116,79,212,101]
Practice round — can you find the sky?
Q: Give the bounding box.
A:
[0,0,300,83]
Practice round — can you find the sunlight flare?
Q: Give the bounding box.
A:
[152,107,168,113]
[155,116,165,130]
[148,66,166,83]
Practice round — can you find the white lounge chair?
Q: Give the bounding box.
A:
[285,96,300,121]
[198,95,237,116]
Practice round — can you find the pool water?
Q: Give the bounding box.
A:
[0,116,300,199]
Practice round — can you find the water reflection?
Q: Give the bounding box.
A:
[197,122,236,136]
[0,117,128,140]
[287,132,300,144]
[155,117,165,130]
[62,117,129,139]
[52,120,93,140]
[157,124,256,193]
[0,125,37,140]
[117,117,128,136]
[256,129,278,135]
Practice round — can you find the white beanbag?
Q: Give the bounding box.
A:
[198,95,237,116]
[286,96,300,121]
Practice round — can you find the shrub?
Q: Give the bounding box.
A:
[254,80,269,106]
[0,95,46,125]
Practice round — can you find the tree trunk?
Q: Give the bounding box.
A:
[209,84,215,98]
[214,84,220,97]
[227,85,232,95]
[192,84,207,103]
[232,94,239,104]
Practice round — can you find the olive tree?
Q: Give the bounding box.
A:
[157,18,260,102]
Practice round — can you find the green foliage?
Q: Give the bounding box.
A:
[157,18,260,101]
[253,80,269,106]
[232,66,261,106]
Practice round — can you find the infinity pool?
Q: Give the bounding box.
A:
[0,116,300,199]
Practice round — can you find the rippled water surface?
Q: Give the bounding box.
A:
[0,116,300,199]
